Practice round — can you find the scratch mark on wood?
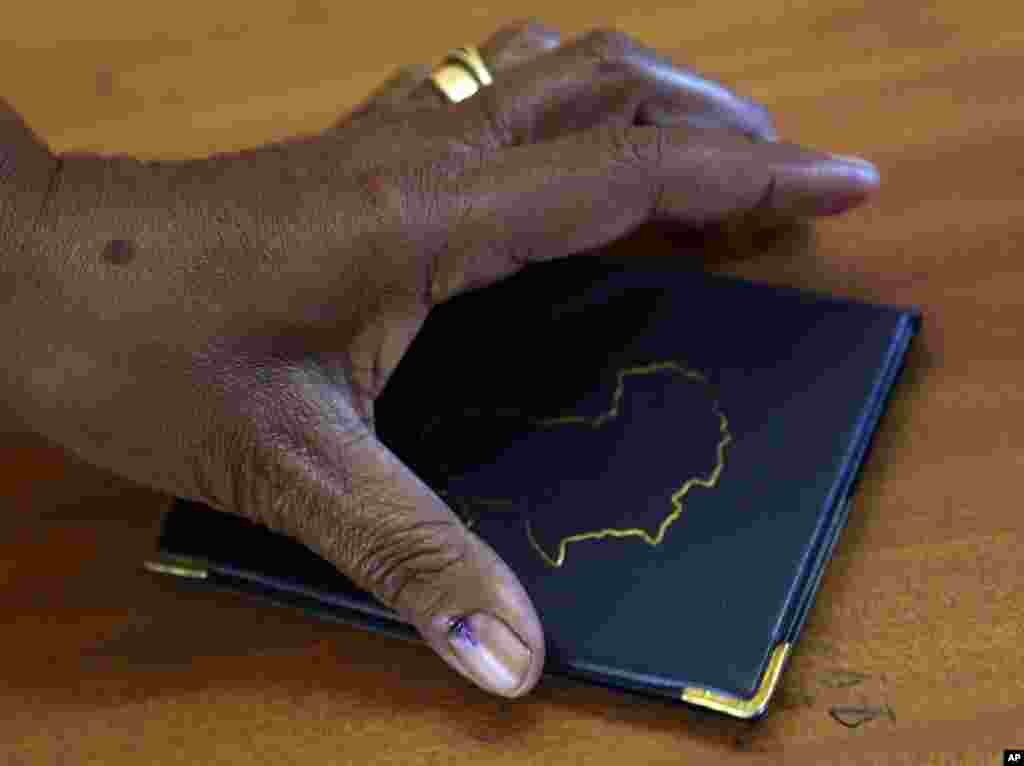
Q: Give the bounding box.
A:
[818,669,870,688]
[828,704,895,728]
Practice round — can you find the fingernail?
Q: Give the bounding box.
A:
[827,154,881,192]
[448,613,532,696]
[830,153,879,172]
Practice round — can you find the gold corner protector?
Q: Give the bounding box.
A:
[143,554,209,580]
[680,642,791,719]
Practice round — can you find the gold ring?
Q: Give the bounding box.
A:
[429,45,494,104]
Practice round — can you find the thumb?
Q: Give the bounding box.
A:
[236,397,545,698]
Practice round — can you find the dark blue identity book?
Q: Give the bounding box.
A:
[145,256,920,719]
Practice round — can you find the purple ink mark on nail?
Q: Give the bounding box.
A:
[449,616,478,647]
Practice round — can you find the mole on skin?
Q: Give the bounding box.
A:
[102,238,136,265]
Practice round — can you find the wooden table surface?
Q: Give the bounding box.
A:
[2,1,1022,763]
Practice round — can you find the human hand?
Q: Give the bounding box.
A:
[0,21,878,698]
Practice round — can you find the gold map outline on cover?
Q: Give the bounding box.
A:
[430,361,732,568]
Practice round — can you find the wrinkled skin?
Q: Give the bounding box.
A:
[0,22,879,697]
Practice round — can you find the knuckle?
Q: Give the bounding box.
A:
[607,124,666,167]
[240,433,331,536]
[500,18,544,38]
[195,417,300,533]
[350,513,467,616]
[502,18,559,45]
[581,27,636,65]
[186,360,372,536]
[465,85,517,149]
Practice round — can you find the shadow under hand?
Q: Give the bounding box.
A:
[377,262,667,484]
[592,218,816,272]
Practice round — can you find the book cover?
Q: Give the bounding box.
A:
[146,257,920,719]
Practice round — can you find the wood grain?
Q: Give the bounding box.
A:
[2,2,1022,763]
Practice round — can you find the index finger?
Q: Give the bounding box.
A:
[425,124,879,303]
